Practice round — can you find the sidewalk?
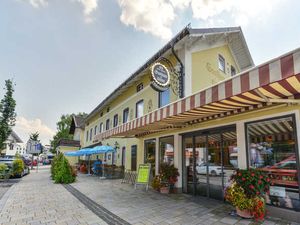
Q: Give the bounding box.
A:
[0,166,106,225]
[72,174,299,225]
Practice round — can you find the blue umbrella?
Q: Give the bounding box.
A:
[92,145,115,154]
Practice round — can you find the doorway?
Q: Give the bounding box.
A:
[182,126,237,200]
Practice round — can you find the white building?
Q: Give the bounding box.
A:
[1,131,24,156]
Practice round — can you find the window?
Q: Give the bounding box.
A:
[159,89,170,108]
[86,130,89,142]
[159,136,174,165]
[100,112,103,117]
[144,139,156,176]
[94,125,97,135]
[218,54,225,72]
[137,83,143,92]
[136,100,144,118]
[107,107,110,113]
[106,119,110,130]
[123,108,129,123]
[231,65,236,76]
[90,128,92,141]
[246,115,299,210]
[113,114,118,127]
[99,123,103,133]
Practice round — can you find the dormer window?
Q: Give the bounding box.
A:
[231,65,236,76]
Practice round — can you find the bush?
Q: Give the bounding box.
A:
[12,159,24,177]
[0,164,9,179]
[51,153,76,184]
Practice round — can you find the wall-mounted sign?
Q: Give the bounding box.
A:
[151,63,170,92]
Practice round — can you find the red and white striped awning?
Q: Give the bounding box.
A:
[93,48,300,142]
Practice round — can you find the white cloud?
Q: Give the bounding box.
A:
[21,0,98,23]
[118,0,283,39]
[118,0,175,40]
[14,116,55,145]
[23,0,48,8]
[76,0,98,23]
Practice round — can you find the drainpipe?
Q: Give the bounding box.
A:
[171,46,185,98]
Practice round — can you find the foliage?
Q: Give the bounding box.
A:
[30,132,40,142]
[0,164,8,172]
[225,169,271,220]
[232,168,270,198]
[50,113,86,152]
[0,164,10,179]
[51,153,76,184]
[159,163,179,185]
[12,158,24,177]
[151,175,162,190]
[0,79,16,149]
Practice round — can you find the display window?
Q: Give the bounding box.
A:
[246,115,300,210]
[159,136,174,165]
[144,139,156,176]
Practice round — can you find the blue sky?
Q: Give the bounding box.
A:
[0,0,300,144]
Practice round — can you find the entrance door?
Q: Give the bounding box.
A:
[131,145,137,171]
[183,127,237,200]
[121,147,126,167]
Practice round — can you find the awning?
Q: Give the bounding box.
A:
[64,146,115,157]
[93,48,300,142]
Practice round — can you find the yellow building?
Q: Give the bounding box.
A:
[75,25,300,216]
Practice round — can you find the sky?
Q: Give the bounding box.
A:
[0,0,300,145]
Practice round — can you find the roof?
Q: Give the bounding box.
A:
[85,25,253,122]
[69,115,85,134]
[93,47,300,141]
[57,139,81,148]
[10,131,23,143]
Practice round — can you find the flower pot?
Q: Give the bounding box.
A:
[236,207,253,219]
[160,186,169,194]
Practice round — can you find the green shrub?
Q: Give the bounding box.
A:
[12,159,24,177]
[0,164,8,172]
[52,153,76,184]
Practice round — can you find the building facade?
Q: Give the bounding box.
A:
[76,26,300,215]
[1,131,24,156]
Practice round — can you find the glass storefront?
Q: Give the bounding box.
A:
[246,115,300,210]
[144,139,156,176]
[159,136,174,165]
[183,126,237,200]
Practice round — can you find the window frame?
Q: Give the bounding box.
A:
[94,125,97,135]
[99,123,103,133]
[113,114,118,127]
[89,128,92,141]
[86,130,89,142]
[136,83,144,92]
[106,119,110,131]
[218,54,225,73]
[158,89,170,108]
[123,108,129,123]
[159,135,175,166]
[135,99,144,118]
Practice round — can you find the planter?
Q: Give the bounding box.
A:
[160,186,169,194]
[236,207,253,219]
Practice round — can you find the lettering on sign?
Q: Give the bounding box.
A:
[135,164,151,191]
[151,63,170,92]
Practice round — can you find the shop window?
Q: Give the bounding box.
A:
[89,128,92,141]
[86,130,89,142]
[231,65,236,76]
[94,125,97,135]
[123,108,129,123]
[144,139,156,176]
[246,115,300,210]
[136,100,144,118]
[137,83,143,92]
[113,114,118,127]
[218,54,225,73]
[106,119,110,131]
[159,89,170,108]
[159,136,174,165]
[99,123,103,133]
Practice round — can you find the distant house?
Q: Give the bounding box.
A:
[1,131,24,156]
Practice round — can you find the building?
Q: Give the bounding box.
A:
[74,25,300,218]
[1,131,24,156]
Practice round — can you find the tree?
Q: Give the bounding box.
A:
[50,113,86,152]
[0,79,16,149]
[29,132,40,142]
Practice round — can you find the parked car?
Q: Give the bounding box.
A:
[196,163,224,176]
[0,156,30,177]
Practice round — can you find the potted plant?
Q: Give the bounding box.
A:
[159,163,179,194]
[225,169,271,220]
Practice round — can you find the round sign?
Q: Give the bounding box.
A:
[151,63,170,87]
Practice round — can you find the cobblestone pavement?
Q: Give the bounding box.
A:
[0,166,107,225]
[72,174,300,225]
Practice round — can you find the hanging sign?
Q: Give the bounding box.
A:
[135,164,151,191]
[151,63,170,92]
